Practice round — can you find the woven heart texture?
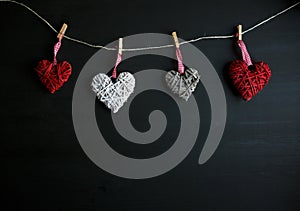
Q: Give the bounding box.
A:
[91,72,135,113]
[165,68,200,101]
[229,60,271,101]
[35,60,72,93]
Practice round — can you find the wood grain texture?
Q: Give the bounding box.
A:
[0,0,299,210]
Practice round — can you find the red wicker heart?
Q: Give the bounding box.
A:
[229,60,271,101]
[35,60,72,93]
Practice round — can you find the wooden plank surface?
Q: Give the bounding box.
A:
[0,0,299,210]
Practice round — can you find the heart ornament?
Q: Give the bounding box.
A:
[229,60,271,101]
[165,32,201,101]
[229,35,271,101]
[165,68,200,101]
[91,72,135,113]
[35,33,72,94]
[35,60,72,93]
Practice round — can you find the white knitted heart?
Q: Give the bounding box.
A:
[91,72,135,113]
[165,68,200,101]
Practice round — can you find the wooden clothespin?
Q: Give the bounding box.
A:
[57,23,68,40]
[118,38,123,55]
[172,31,180,48]
[237,24,242,41]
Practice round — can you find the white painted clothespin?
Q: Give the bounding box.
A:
[118,38,123,55]
[237,24,242,41]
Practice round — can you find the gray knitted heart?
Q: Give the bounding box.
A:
[91,72,135,113]
[165,68,200,101]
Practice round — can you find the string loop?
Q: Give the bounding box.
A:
[237,40,253,66]
[112,38,123,79]
[172,32,185,74]
[53,41,61,65]
[176,48,184,74]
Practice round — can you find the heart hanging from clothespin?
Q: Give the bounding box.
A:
[165,31,201,101]
[91,38,136,113]
[229,25,271,101]
[35,23,72,93]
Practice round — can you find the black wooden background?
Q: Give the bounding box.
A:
[1,0,300,210]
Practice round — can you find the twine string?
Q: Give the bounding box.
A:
[0,0,299,51]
